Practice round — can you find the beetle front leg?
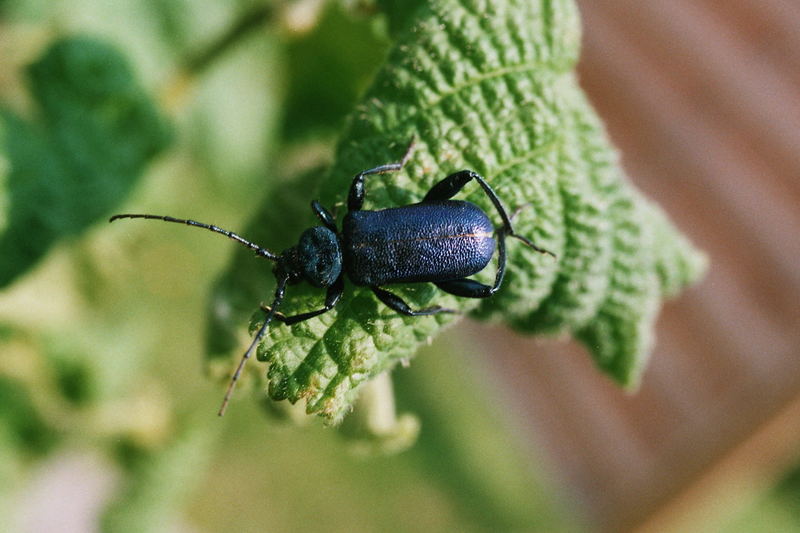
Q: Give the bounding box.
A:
[261,276,344,326]
[371,286,457,316]
[311,200,337,232]
[347,139,416,212]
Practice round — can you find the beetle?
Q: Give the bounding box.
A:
[110,141,554,415]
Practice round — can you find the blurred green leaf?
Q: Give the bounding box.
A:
[723,459,800,533]
[0,376,58,457]
[373,0,428,36]
[46,346,97,407]
[0,36,172,288]
[0,120,9,235]
[281,3,390,140]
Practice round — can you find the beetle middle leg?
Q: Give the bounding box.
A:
[261,275,344,326]
[347,138,416,212]
[371,286,457,316]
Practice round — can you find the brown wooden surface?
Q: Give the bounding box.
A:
[471,1,800,531]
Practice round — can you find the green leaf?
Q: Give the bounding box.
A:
[0,121,8,236]
[373,0,428,36]
[0,36,172,288]
[0,376,59,457]
[282,3,391,140]
[214,0,705,423]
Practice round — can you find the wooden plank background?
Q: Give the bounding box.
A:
[468,1,800,531]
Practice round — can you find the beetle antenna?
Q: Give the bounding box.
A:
[109,213,279,261]
[509,232,557,259]
[218,276,288,416]
[505,204,557,259]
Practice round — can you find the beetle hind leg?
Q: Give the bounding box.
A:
[422,170,556,258]
[435,278,494,298]
[437,227,509,297]
[371,286,458,316]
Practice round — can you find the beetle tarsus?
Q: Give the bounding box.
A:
[347,139,416,212]
[371,286,458,316]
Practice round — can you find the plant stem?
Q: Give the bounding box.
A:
[160,2,280,113]
[182,3,277,76]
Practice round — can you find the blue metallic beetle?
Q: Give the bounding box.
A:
[110,142,554,414]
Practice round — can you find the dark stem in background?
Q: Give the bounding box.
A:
[161,2,280,111]
[182,3,277,75]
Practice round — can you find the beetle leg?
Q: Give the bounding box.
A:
[422,170,555,258]
[260,275,344,326]
[421,170,475,203]
[435,223,509,298]
[435,279,493,298]
[347,139,416,212]
[311,200,337,231]
[371,286,458,316]
[423,170,515,226]
[258,306,289,322]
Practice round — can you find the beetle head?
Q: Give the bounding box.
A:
[276,226,342,287]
